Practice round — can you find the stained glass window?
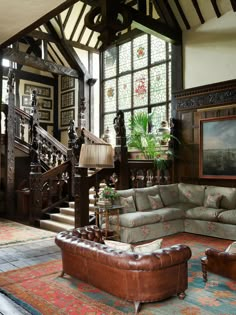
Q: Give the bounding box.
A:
[119,42,131,73]
[104,79,116,112]
[133,69,148,107]
[102,33,172,135]
[104,47,117,79]
[150,65,166,104]
[118,74,131,110]
[133,34,148,70]
[151,36,166,64]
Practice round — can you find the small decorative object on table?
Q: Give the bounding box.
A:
[98,186,118,206]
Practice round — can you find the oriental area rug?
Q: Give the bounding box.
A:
[0,218,56,246]
[0,233,235,315]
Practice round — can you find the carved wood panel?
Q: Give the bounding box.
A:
[174,79,236,187]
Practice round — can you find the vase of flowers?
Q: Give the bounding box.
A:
[99,186,118,206]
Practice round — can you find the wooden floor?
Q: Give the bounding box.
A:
[0,236,61,314]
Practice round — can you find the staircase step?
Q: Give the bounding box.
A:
[60,207,75,216]
[40,220,73,233]
[50,213,75,225]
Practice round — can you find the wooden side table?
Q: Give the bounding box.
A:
[94,205,124,240]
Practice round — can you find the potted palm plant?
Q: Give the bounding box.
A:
[127,111,179,179]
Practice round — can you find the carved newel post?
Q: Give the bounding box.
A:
[113,110,129,189]
[29,90,42,225]
[6,69,15,217]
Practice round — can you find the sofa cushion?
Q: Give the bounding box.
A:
[170,202,199,211]
[226,242,236,254]
[151,208,185,222]
[104,240,132,252]
[148,194,164,210]
[159,184,179,206]
[135,186,159,212]
[218,209,236,224]
[132,238,163,254]
[204,193,222,209]
[178,183,205,206]
[114,189,135,206]
[185,206,225,222]
[109,211,161,228]
[205,186,236,210]
[120,196,136,214]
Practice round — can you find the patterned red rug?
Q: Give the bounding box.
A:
[0,233,234,315]
[0,218,56,246]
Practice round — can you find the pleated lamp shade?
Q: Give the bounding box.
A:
[79,144,114,168]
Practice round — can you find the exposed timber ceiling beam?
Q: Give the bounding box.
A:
[210,0,221,17]
[45,21,92,79]
[123,5,182,43]
[2,48,79,78]
[28,30,99,53]
[230,0,236,11]
[192,0,205,24]
[0,0,81,49]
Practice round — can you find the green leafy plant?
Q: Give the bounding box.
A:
[99,186,118,200]
[127,111,180,171]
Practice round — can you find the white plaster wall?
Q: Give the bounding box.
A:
[183,11,236,89]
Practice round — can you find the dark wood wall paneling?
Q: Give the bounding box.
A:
[173,79,236,187]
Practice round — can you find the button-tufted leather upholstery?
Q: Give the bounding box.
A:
[55,225,192,314]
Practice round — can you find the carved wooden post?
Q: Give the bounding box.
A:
[72,98,87,227]
[113,110,129,189]
[29,90,42,225]
[74,165,89,228]
[6,69,16,217]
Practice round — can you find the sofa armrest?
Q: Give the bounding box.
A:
[205,248,236,261]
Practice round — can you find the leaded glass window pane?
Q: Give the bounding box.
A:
[133,34,148,70]
[119,42,131,73]
[168,64,171,99]
[118,74,131,110]
[104,79,116,112]
[150,64,166,104]
[151,106,167,131]
[151,35,166,64]
[104,47,117,79]
[133,69,148,107]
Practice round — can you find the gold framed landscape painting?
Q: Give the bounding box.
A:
[199,115,236,179]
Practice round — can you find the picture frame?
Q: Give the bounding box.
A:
[61,109,74,127]
[199,115,236,179]
[22,95,31,107]
[61,90,75,109]
[39,110,51,121]
[24,84,51,97]
[61,76,75,91]
[38,98,52,109]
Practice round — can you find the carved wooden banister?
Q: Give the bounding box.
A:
[82,127,107,144]
[29,160,72,223]
[128,159,171,187]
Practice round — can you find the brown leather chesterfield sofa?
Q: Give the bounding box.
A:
[55,225,192,314]
[201,247,236,281]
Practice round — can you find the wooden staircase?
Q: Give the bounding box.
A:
[40,187,97,232]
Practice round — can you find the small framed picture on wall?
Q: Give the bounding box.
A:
[39,110,51,121]
[61,91,75,109]
[61,109,75,127]
[61,76,75,91]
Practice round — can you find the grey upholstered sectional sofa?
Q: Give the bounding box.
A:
[110,183,236,243]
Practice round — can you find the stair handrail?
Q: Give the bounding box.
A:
[29,160,72,223]
[82,127,107,144]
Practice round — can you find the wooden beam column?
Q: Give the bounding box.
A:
[6,69,16,217]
